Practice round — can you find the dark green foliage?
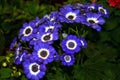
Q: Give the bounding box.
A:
[0,0,120,80]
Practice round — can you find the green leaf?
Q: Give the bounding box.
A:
[0,68,12,79]
[0,56,6,62]
[21,75,27,80]
[98,44,118,59]
[46,68,67,80]
[104,19,118,31]
[110,27,120,43]
[99,31,110,42]
[73,64,105,80]
[0,29,5,54]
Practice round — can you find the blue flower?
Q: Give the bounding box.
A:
[59,4,83,23]
[85,3,98,13]
[10,37,17,50]
[36,32,58,44]
[61,35,81,54]
[44,11,60,22]
[32,43,56,64]
[23,60,46,80]
[14,43,22,56]
[74,3,88,15]
[60,53,75,66]
[79,37,87,48]
[53,51,60,61]
[19,21,37,41]
[97,5,109,18]
[14,51,26,65]
[82,13,105,31]
[38,21,61,33]
[14,50,32,65]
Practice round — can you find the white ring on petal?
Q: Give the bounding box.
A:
[50,17,55,21]
[38,48,50,60]
[23,26,33,36]
[66,40,77,50]
[80,40,85,46]
[64,55,71,62]
[45,26,54,32]
[98,7,107,15]
[29,63,40,75]
[87,17,99,24]
[20,53,25,61]
[65,12,77,20]
[88,6,95,9]
[41,33,53,42]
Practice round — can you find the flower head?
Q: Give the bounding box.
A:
[19,21,37,41]
[38,21,61,33]
[61,35,81,54]
[36,32,58,44]
[59,4,83,23]
[10,37,17,50]
[23,60,46,80]
[44,11,60,22]
[82,13,105,31]
[32,43,56,64]
[79,37,87,48]
[60,53,75,66]
[97,5,109,18]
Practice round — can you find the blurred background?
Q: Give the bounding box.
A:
[0,0,120,80]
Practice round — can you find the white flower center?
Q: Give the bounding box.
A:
[64,55,71,62]
[87,17,99,24]
[66,12,77,20]
[38,48,49,59]
[88,6,95,10]
[41,33,53,42]
[66,40,77,50]
[45,26,54,32]
[98,7,107,14]
[23,26,33,36]
[29,63,40,75]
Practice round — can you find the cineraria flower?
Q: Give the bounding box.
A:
[60,53,75,66]
[85,3,98,13]
[44,11,60,22]
[75,3,87,15]
[32,43,56,64]
[14,51,26,65]
[38,21,61,33]
[53,51,60,60]
[10,37,17,50]
[36,32,58,44]
[31,17,40,27]
[79,37,87,48]
[59,4,83,23]
[61,35,81,54]
[23,60,46,80]
[14,43,22,56]
[97,5,109,18]
[83,13,105,31]
[19,21,37,41]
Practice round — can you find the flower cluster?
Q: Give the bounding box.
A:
[107,0,120,9]
[10,3,109,80]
